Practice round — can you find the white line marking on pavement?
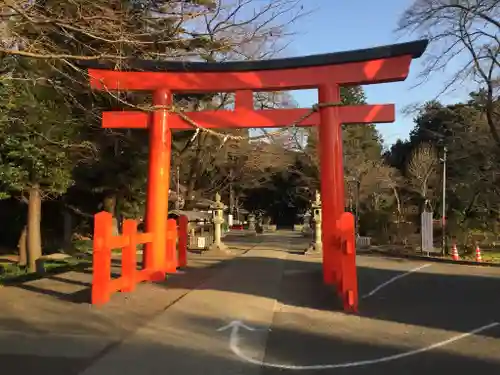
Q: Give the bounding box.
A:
[218,320,499,370]
[362,263,432,299]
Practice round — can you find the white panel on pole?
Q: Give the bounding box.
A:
[421,212,437,254]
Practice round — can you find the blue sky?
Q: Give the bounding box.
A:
[283,0,470,146]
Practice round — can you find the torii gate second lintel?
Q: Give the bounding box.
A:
[82,39,428,312]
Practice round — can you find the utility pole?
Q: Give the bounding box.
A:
[228,166,235,226]
[441,146,447,256]
[229,171,234,212]
[355,179,360,236]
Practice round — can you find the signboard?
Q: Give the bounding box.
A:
[421,212,437,253]
[197,237,206,248]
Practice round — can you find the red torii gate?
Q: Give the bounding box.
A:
[83,39,428,312]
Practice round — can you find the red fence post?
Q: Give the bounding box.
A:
[177,215,188,268]
[92,211,113,305]
[338,212,358,312]
[121,219,138,293]
[172,219,179,269]
[165,218,177,273]
[172,221,178,268]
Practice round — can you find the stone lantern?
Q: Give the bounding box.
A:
[306,191,322,254]
[208,192,229,253]
[247,213,256,231]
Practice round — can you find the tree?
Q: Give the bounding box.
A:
[245,85,399,233]
[0,74,93,270]
[406,142,439,212]
[0,0,307,264]
[0,0,228,226]
[385,95,500,246]
[242,159,310,226]
[398,0,500,146]
[296,86,386,207]
[172,90,299,209]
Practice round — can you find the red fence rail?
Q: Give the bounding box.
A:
[91,211,188,305]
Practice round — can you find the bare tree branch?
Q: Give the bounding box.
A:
[398,0,500,145]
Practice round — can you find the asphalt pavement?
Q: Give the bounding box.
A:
[262,250,500,374]
[1,231,499,374]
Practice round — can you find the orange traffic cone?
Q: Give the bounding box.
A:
[475,244,482,262]
[451,243,460,261]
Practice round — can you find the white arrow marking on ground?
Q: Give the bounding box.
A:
[218,320,499,370]
[362,263,432,299]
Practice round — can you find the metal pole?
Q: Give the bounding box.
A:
[229,168,234,215]
[229,169,234,227]
[441,146,447,256]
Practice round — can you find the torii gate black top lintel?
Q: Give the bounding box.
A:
[78,39,428,72]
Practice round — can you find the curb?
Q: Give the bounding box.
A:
[361,248,500,268]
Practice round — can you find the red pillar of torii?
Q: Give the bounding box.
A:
[83,39,428,312]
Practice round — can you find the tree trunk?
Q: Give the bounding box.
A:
[63,209,72,252]
[485,87,500,148]
[27,184,43,273]
[174,160,181,210]
[115,195,123,234]
[103,193,119,235]
[103,194,116,213]
[184,134,209,210]
[372,193,381,211]
[17,225,27,267]
[235,195,240,222]
[392,186,402,222]
[184,170,198,210]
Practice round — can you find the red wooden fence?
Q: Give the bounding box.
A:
[92,211,188,305]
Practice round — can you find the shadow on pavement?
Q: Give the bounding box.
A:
[2,247,245,305]
[180,313,500,375]
[171,254,500,338]
[1,246,500,374]
[0,353,89,375]
[2,307,498,375]
[2,239,500,338]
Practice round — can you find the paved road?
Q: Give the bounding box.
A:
[1,232,499,374]
[262,251,500,374]
[0,244,253,374]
